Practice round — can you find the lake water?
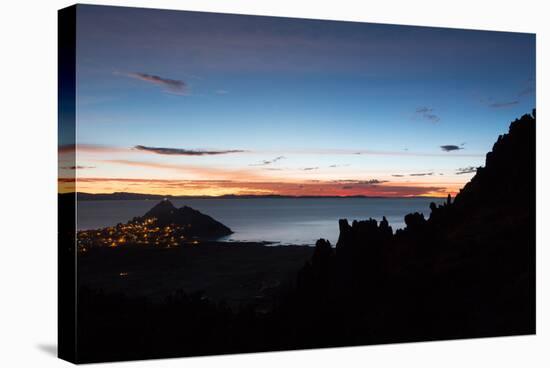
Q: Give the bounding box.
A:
[77,197,443,246]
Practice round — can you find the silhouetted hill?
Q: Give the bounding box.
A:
[137,199,233,238]
[142,198,178,218]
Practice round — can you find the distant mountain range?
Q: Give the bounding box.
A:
[61,192,441,201]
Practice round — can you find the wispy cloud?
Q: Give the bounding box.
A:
[306,148,481,158]
[488,100,519,108]
[331,179,388,185]
[456,166,478,175]
[393,172,438,177]
[480,91,524,108]
[480,79,534,108]
[440,145,463,152]
[329,164,350,168]
[134,145,246,156]
[122,72,187,94]
[249,156,285,166]
[409,172,434,177]
[414,107,440,123]
[302,167,319,171]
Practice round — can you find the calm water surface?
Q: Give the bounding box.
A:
[77,198,443,246]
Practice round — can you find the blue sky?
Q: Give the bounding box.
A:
[61,4,536,197]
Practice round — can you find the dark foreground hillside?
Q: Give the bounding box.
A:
[274,110,535,348]
[75,111,535,363]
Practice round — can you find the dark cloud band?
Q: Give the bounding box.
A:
[409,172,434,177]
[134,145,246,156]
[440,145,463,152]
[125,72,187,94]
[456,166,478,175]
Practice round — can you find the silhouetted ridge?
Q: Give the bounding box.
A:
[289,110,535,345]
[137,199,233,238]
[454,110,535,209]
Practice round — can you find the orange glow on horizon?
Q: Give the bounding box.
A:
[58,176,464,198]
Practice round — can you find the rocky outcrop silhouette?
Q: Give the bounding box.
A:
[285,110,535,346]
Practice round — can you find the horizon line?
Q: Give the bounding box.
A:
[60,191,449,199]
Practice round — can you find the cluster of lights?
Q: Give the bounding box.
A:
[77,217,200,252]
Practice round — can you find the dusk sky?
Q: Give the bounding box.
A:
[59,5,535,197]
